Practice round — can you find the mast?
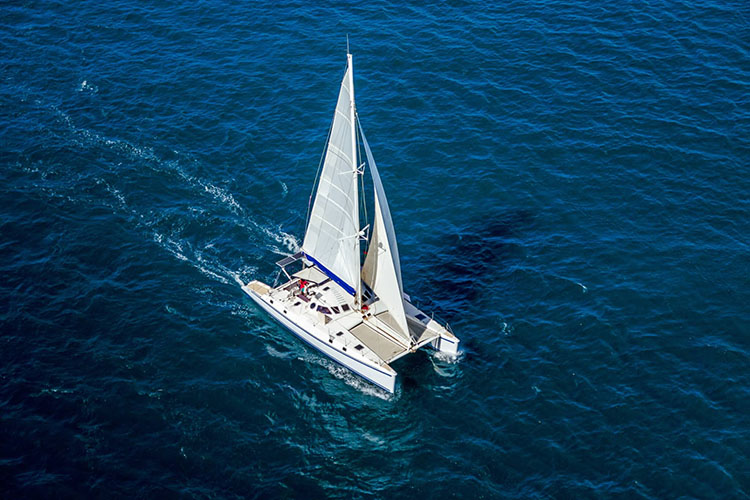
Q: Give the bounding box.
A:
[348,50,362,310]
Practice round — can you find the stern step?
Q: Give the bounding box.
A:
[244,280,271,296]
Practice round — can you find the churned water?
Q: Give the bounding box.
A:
[2,1,749,498]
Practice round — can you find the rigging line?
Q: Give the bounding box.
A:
[356,112,368,244]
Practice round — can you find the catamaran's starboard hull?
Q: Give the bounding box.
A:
[243,284,397,393]
[432,334,459,355]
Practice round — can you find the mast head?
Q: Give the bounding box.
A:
[346,34,350,56]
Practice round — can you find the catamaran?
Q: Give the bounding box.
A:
[242,50,459,392]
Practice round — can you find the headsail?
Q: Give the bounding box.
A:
[303,55,360,297]
[359,123,403,290]
[360,125,410,345]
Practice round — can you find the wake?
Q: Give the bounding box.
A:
[20,98,300,289]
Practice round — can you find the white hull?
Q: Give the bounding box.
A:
[243,283,398,392]
[432,333,459,355]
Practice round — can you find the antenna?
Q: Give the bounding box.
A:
[346,34,350,55]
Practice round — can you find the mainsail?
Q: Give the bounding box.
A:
[303,54,360,297]
[303,53,409,343]
[360,125,411,344]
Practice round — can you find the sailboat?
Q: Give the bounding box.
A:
[242,50,459,392]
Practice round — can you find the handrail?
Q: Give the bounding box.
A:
[408,294,453,333]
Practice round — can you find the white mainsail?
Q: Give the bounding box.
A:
[303,54,360,297]
[360,126,410,345]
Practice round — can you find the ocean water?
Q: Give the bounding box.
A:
[2,0,749,498]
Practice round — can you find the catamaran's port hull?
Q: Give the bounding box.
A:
[243,282,398,393]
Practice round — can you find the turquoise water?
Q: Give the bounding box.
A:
[2,1,749,498]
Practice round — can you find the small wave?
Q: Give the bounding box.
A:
[500,321,513,336]
[136,388,163,400]
[34,387,74,397]
[432,348,463,365]
[157,158,245,216]
[195,264,230,284]
[52,106,157,163]
[96,178,127,208]
[323,362,396,400]
[430,349,464,381]
[201,181,243,214]
[77,79,98,93]
[266,345,293,359]
[151,231,259,288]
[362,432,386,446]
[300,353,396,400]
[98,135,157,163]
[192,286,214,296]
[258,223,301,255]
[153,232,188,262]
[234,264,258,286]
[229,304,253,320]
[551,273,589,294]
[430,359,455,378]
[197,246,257,287]
[164,305,194,322]
[238,219,301,256]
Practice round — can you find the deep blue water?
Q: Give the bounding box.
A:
[2,1,749,498]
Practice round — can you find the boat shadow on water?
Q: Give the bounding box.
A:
[411,208,534,320]
[390,208,534,385]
